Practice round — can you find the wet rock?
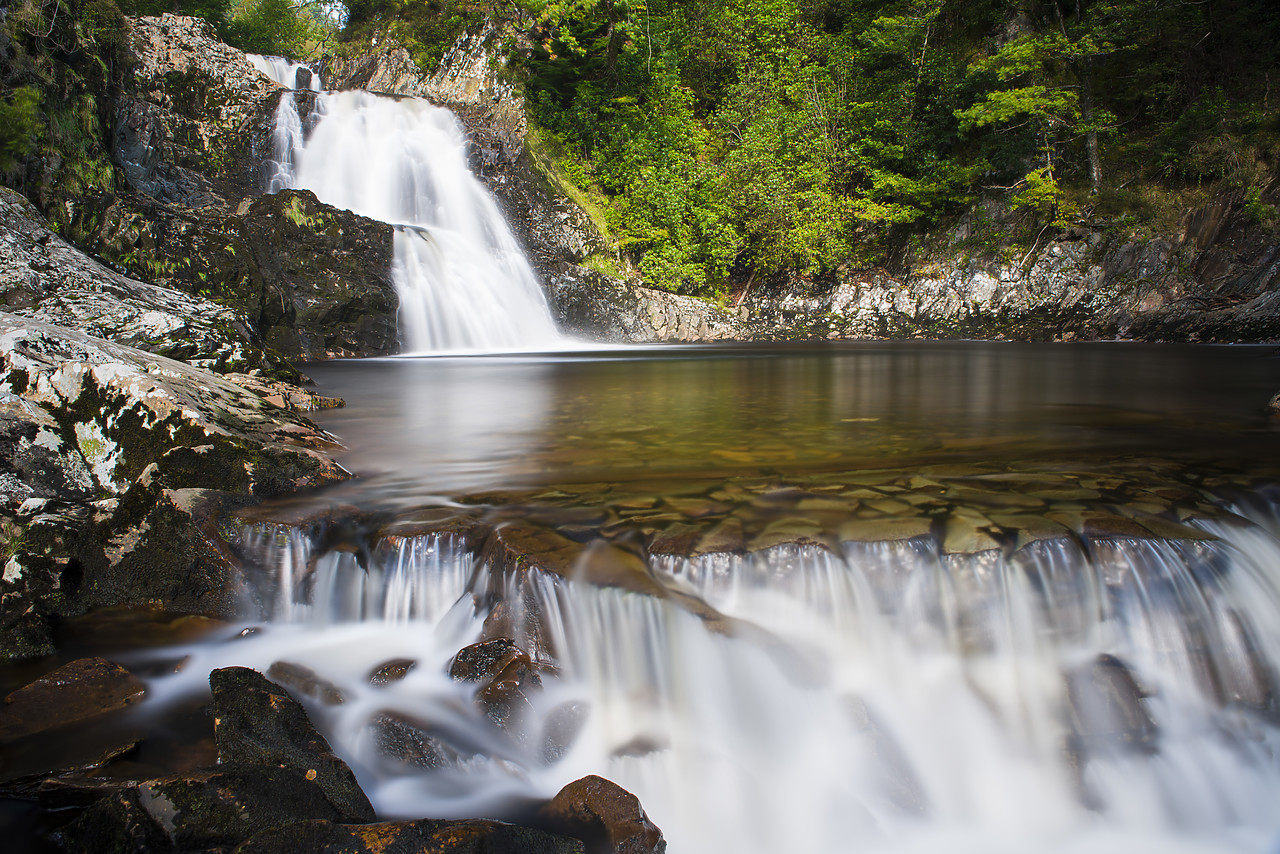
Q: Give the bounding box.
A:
[369,657,417,686]
[234,817,585,854]
[0,315,347,659]
[450,638,533,685]
[59,787,170,854]
[0,657,145,742]
[536,775,666,854]
[1267,391,1280,415]
[209,666,375,822]
[1065,654,1158,756]
[370,711,477,771]
[72,767,345,851]
[267,661,347,705]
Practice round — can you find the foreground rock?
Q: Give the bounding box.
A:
[537,775,667,854]
[48,668,661,854]
[0,313,347,658]
[210,667,375,822]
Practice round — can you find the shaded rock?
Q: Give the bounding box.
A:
[85,189,399,362]
[234,817,585,854]
[0,657,145,742]
[267,661,346,706]
[536,775,666,854]
[209,667,375,822]
[1267,391,1280,416]
[59,787,170,854]
[1065,654,1158,756]
[368,657,417,686]
[61,766,346,853]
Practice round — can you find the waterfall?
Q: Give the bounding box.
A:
[249,56,566,353]
[140,507,1280,854]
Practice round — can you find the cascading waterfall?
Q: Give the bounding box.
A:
[148,502,1280,854]
[249,57,565,353]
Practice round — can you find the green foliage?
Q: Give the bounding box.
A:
[222,0,319,57]
[341,0,486,72]
[0,87,44,174]
[118,0,233,26]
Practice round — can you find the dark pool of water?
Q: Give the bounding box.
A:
[305,341,1280,503]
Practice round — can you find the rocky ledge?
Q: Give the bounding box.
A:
[0,659,665,854]
[0,310,348,659]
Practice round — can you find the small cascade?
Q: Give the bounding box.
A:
[184,503,1280,854]
[248,55,321,193]
[251,68,567,352]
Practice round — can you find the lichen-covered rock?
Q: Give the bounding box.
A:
[547,265,747,343]
[234,817,586,854]
[116,14,280,208]
[209,667,376,823]
[0,314,347,658]
[0,187,282,375]
[83,187,398,362]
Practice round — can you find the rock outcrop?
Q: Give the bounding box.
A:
[0,312,347,658]
[67,15,401,362]
[86,188,399,361]
[113,14,279,209]
[0,188,282,375]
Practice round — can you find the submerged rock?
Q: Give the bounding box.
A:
[1065,654,1158,756]
[209,666,376,823]
[0,658,145,742]
[368,657,417,686]
[369,711,478,771]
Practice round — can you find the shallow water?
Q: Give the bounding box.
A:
[303,341,1280,500]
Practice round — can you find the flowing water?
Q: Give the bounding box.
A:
[249,57,564,353]
[108,60,1280,854]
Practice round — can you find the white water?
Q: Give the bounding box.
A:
[144,511,1280,854]
[248,55,566,353]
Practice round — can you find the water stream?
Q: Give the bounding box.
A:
[250,56,565,353]
[131,61,1280,854]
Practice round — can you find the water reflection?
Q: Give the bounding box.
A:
[307,342,1280,500]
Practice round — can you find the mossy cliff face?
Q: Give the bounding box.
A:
[85,187,399,361]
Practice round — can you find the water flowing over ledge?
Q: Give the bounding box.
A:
[250,57,567,354]
[131,477,1280,854]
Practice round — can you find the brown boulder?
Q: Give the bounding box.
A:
[537,775,666,854]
